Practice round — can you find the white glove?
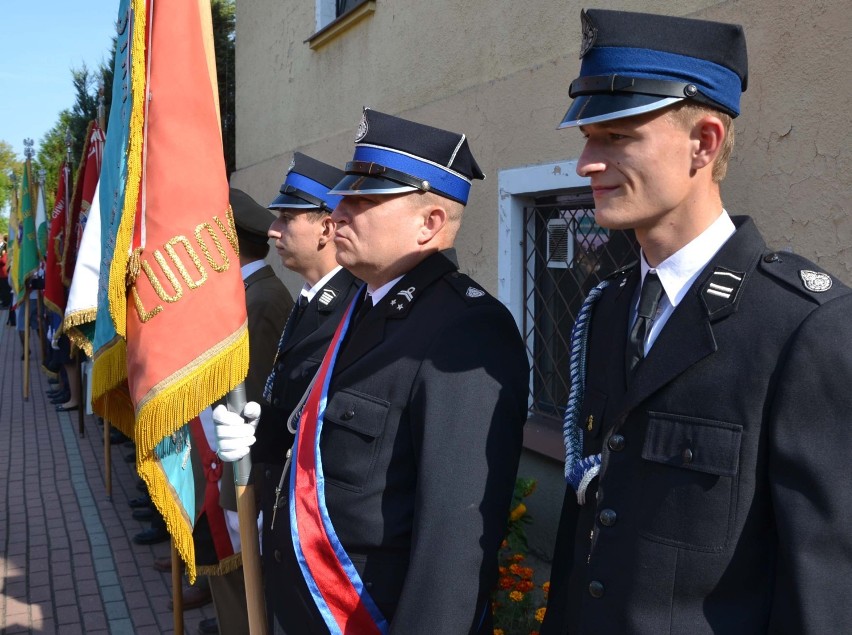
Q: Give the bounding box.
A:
[213,401,261,462]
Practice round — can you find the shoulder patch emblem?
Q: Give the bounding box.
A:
[465,287,485,298]
[800,270,832,293]
[317,288,337,306]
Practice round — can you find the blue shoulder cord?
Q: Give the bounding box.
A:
[563,279,609,505]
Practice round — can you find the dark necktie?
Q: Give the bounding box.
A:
[352,292,373,330]
[626,271,664,374]
[296,293,309,316]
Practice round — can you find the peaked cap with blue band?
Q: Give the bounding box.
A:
[269,152,345,212]
[559,9,748,128]
[329,108,485,205]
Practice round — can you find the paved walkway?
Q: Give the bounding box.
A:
[0,322,216,634]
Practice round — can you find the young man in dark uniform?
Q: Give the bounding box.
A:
[214,153,360,630]
[216,110,530,634]
[542,10,852,635]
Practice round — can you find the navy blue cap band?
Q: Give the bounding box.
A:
[580,46,742,116]
[272,172,342,211]
[351,145,473,204]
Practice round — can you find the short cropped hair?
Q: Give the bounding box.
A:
[667,102,735,183]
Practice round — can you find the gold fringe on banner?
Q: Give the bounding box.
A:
[138,455,198,583]
[197,552,243,578]
[135,326,249,452]
[61,307,98,357]
[91,339,136,438]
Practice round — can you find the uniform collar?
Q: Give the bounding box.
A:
[303,265,343,303]
[640,210,736,308]
[240,259,267,281]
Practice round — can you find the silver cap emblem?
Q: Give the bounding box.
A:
[579,10,597,59]
[355,111,368,142]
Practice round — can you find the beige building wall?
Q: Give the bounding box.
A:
[232,0,852,563]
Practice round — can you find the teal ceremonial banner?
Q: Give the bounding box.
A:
[92,0,134,429]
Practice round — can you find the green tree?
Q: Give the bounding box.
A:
[34,110,74,211]
[0,140,23,229]
[211,0,236,177]
[68,64,100,161]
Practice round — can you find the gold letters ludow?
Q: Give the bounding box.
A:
[132,207,238,323]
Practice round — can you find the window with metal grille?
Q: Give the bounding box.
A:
[523,189,639,422]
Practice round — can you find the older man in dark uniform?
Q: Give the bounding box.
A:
[196,188,293,634]
[216,110,530,634]
[541,10,852,635]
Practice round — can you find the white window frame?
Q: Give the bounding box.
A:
[496,160,589,329]
[316,0,337,31]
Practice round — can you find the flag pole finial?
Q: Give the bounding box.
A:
[23,138,34,162]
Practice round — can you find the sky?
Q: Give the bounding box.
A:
[0,1,120,160]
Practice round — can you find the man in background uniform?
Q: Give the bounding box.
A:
[216,109,530,634]
[542,10,852,634]
[215,154,360,631]
[196,188,293,634]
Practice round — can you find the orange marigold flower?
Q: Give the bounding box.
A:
[508,563,522,575]
[509,590,524,602]
[509,503,527,522]
[520,566,534,580]
[498,566,507,575]
[511,553,526,562]
[499,576,515,590]
[530,632,540,635]
[500,539,508,549]
[516,580,534,593]
[542,581,551,595]
[494,629,505,635]
[535,607,547,622]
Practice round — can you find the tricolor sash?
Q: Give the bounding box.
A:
[289,293,388,635]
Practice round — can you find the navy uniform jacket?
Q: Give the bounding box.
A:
[542,217,852,635]
[245,264,295,402]
[266,249,530,635]
[253,266,361,465]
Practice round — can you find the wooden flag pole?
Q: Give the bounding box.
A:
[23,295,30,399]
[172,539,184,635]
[227,383,267,634]
[104,418,113,499]
[77,354,85,437]
[36,291,46,366]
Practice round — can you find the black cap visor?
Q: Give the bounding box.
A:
[329,174,418,197]
[268,184,335,211]
[559,93,682,128]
